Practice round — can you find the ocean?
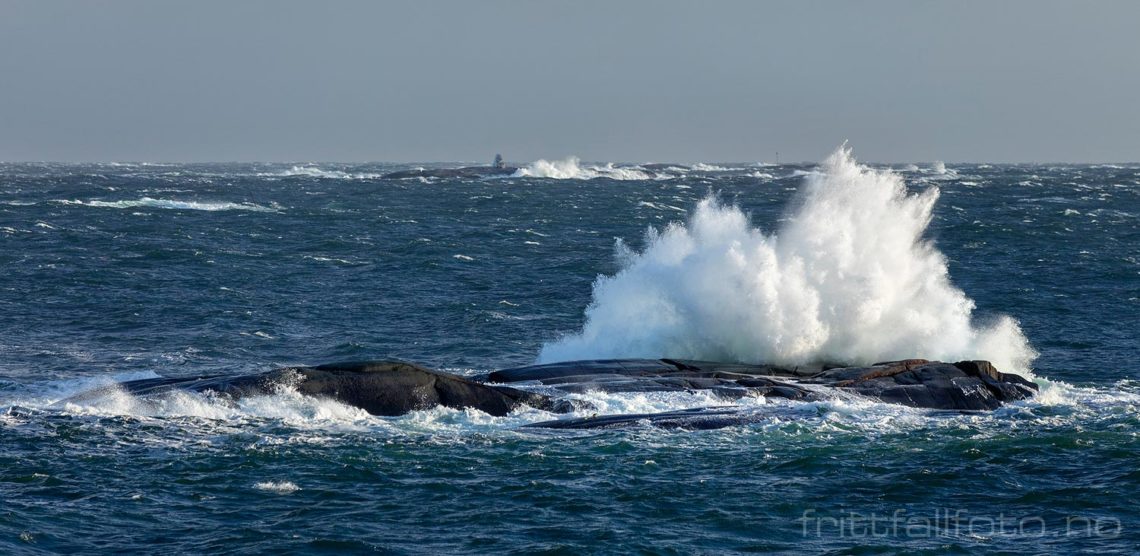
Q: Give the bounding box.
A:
[1,151,1138,553]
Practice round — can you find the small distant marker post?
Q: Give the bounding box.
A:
[775,151,780,164]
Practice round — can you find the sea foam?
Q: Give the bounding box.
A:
[56,198,277,212]
[254,481,301,494]
[539,145,1037,375]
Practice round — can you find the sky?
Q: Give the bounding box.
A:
[1,1,1137,163]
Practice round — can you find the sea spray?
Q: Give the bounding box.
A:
[514,157,588,179]
[514,157,654,180]
[539,146,1036,375]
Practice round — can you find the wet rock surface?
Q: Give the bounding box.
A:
[70,358,1036,429]
[493,358,1038,428]
[68,361,562,417]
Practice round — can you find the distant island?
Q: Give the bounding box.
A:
[382,154,519,179]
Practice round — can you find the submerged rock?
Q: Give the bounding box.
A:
[66,358,1036,429]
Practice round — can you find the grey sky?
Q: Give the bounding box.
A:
[1,1,1137,163]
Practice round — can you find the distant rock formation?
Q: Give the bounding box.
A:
[382,155,518,179]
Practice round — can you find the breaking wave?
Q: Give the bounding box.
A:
[539,145,1037,375]
[689,163,743,172]
[513,157,656,180]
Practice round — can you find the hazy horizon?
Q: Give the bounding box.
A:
[2,0,1138,163]
[3,156,1139,165]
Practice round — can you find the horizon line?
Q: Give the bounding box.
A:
[2,159,1138,166]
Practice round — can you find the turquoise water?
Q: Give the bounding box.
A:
[1,159,1138,553]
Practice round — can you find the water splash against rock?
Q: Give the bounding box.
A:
[539,146,1036,375]
[513,156,653,180]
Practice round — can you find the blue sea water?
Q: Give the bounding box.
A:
[1,158,1139,553]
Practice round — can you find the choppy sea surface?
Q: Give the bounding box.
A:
[1,157,1139,553]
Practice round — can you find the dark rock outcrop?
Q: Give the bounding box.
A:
[479,358,816,402]
[491,358,1038,429]
[486,358,1035,411]
[805,359,1038,411]
[70,361,564,417]
[66,358,1037,430]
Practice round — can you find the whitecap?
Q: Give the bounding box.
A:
[254,481,300,494]
[637,201,686,212]
[690,163,743,172]
[512,157,654,180]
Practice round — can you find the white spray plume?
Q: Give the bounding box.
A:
[539,146,1036,375]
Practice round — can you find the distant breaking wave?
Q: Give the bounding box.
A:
[539,145,1037,375]
[246,160,763,182]
[689,163,744,172]
[512,157,657,180]
[54,198,277,212]
[510,158,761,180]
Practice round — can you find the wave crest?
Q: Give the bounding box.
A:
[513,157,654,180]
